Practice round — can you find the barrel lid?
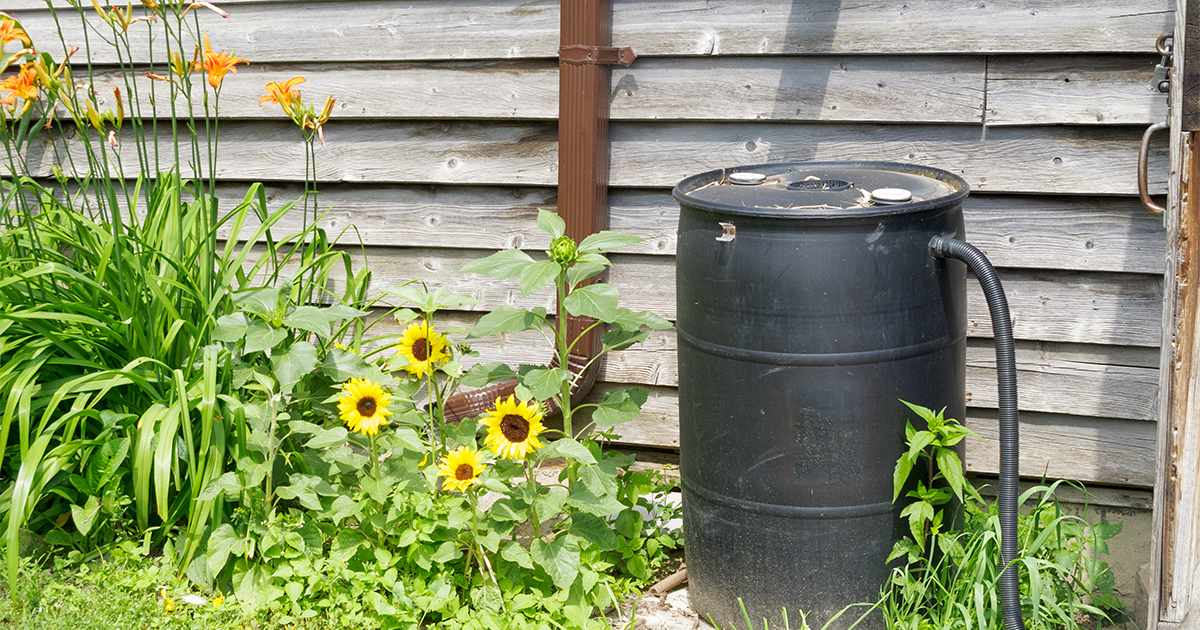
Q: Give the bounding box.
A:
[673,161,969,218]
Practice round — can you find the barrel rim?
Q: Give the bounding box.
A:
[672,160,970,219]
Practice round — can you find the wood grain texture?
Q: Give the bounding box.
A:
[18,122,1170,196]
[214,185,1166,273]
[358,306,1158,423]
[79,57,985,124]
[299,248,1164,348]
[987,55,1169,126]
[10,0,1172,60]
[606,57,985,123]
[559,385,1157,488]
[608,123,1170,194]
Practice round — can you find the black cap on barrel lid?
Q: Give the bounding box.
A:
[673,161,968,218]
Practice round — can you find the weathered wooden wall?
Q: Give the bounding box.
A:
[9,0,1174,492]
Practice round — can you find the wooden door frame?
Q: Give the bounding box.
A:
[1151,0,1200,626]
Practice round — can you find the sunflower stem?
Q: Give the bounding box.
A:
[556,269,578,485]
[525,458,542,542]
[369,432,380,483]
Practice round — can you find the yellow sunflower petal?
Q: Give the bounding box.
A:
[479,394,545,461]
[437,446,486,492]
[337,377,394,436]
[395,320,450,377]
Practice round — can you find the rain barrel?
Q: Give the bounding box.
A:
[673,162,969,630]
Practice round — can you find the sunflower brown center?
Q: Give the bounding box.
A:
[500,414,530,443]
[455,463,474,481]
[357,396,377,417]
[412,337,429,361]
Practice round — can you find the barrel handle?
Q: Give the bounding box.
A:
[1138,122,1169,214]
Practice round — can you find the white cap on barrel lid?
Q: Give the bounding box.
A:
[729,172,766,185]
[870,187,913,204]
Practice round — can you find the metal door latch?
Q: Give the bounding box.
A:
[559,45,636,66]
[1153,34,1174,93]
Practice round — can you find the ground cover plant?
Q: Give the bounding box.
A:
[0,3,681,628]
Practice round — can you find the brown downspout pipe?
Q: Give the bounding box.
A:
[441,1,634,424]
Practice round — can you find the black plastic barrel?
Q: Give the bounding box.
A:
[674,162,969,630]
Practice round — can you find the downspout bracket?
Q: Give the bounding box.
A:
[559,44,636,66]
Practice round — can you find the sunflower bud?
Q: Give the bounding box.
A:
[548,235,577,265]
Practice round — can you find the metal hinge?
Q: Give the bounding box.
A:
[559,45,636,67]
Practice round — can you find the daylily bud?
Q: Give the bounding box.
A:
[548,235,577,265]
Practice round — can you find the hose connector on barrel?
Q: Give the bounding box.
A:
[929,235,1025,630]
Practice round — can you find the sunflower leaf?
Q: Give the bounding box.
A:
[531,535,580,590]
[578,230,642,254]
[612,307,673,331]
[601,328,649,354]
[282,305,349,338]
[271,341,319,390]
[592,388,649,426]
[468,306,544,338]
[570,512,618,551]
[212,313,250,343]
[563,284,619,321]
[520,259,561,297]
[456,248,536,279]
[537,208,566,239]
[523,367,567,401]
[243,320,285,354]
[305,427,349,449]
[566,262,607,288]
[460,362,518,388]
[542,437,596,465]
[320,347,377,383]
[235,287,279,319]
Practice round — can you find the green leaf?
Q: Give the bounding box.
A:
[236,287,279,319]
[282,305,354,338]
[592,388,648,427]
[566,262,607,287]
[614,509,642,539]
[537,208,566,239]
[213,313,250,343]
[320,348,380,384]
[206,524,244,576]
[563,284,619,321]
[197,472,245,501]
[522,367,568,401]
[272,341,319,388]
[432,541,463,563]
[570,512,618,551]
[530,535,580,590]
[456,249,536,279]
[468,305,544,338]
[520,259,561,297]
[534,487,569,520]
[578,230,642,254]
[600,329,649,354]
[611,307,673,331]
[304,427,349,449]
[243,320,286,354]
[70,496,102,537]
[330,530,366,564]
[500,541,534,569]
[625,554,650,580]
[935,447,966,501]
[893,453,916,503]
[460,362,518,388]
[86,436,129,492]
[543,438,597,465]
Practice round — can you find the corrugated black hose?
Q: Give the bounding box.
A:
[929,236,1025,630]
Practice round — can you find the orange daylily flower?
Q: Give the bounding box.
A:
[0,15,31,47]
[0,64,38,106]
[302,95,335,145]
[199,32,246,89]
[259,76,305,117]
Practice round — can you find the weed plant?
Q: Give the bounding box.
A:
[883,402,1123,630]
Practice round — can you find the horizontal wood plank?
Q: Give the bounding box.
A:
[987,55,1169,126]
[565,386,1156,488]
[358,305,1158,422]
[18,122,1171,196]
[607,123,1169,194]
[291,248,1163,348]
[213,186,1165,273]
[10,0,1173,58]
[78,57,985,124]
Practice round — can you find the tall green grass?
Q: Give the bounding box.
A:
[0,4,367,590]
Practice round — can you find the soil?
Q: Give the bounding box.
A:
[610,587,715,630]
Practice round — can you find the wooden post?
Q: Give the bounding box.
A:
[1151,0,1200,626]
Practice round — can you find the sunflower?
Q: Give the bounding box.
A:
[395,320,449,376]
[480,395,545,461]
[437,446,487,492]
[337,378,393,436]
